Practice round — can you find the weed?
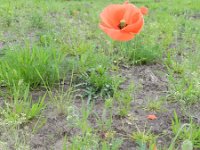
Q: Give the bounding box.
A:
[101,138,123,150]
[131,125,157,149]
[0,126,30,150]
[30,12,45,29]
[69,133,99,150]
[38,32,57,47]
[171,112,200,149]
[0,2,14,27]
[0,85,45,126]
[114,82,135,117]
[95,99,113,133]
[73,48,123,99]
[49,84,75,115]
[67,103,99,149]
[145,99,164,112]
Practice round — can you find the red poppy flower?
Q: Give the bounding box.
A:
[99,1,148,41]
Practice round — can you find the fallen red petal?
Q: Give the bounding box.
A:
[147,114,157,120]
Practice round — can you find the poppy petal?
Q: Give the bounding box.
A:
[122,17,144,33]
[132,12,141,24]
[100,4,125,29]
[122,3,138,25]
[147,115,157,120]
[99,24,134,41]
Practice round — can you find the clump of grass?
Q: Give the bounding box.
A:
[114,83,135,117]
[131,126,157,150]
[0,46,65,89]
[0,124,31,150]
[80,65,121,98]
[50,85,75,115]
[0,3,14,27]
[38,31,57,47]
[0,84,45,126]
[30,12,45,29]
[145,99,164,112]
[171,112,200,149]
[70,47,122,99]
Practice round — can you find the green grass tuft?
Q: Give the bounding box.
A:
[0,46,65,89]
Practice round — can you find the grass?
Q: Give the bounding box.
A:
[131,124,158,150]
[0,45,65,90]
[171,112,200,149]
[0,0,200,149]
[145,99,165,112]
[114,82,135,116]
